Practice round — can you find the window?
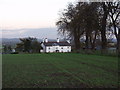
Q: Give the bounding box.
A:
[49,47,50,49]
[67,47,69,48]
[61,47,63,49]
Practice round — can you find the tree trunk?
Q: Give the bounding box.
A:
[112,20,120,57]
[101,16,107,51]
[101,3,109,54]
[73,29,80,52]
[85,32,89,49]
[90,35,92,49]
[75,37,80,50]
[117,29,120,57]
[101,27,107,50]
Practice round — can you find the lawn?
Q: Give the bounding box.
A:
[2,53,118,88]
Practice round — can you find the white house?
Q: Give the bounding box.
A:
[41,38,71,53]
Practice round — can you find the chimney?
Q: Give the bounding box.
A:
[45,38,48,43]
[57,38,59,43]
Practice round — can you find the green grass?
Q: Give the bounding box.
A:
[2,53,118,88]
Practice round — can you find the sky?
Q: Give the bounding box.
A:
[0,0,76,39]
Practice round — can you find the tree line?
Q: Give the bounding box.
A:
[16,37,42,53]
[3,37,42,54]
[56,1,120,56]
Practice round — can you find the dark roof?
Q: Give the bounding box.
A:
[43,41,71,46]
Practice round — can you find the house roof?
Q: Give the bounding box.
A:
[43,41,71,46]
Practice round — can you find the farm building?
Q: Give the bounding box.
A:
[41,38,71,53]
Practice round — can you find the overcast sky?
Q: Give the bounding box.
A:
[0,0,76,39]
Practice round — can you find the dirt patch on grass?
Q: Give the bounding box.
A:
[81,62,86,64]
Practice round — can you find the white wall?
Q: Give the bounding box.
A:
[46,46,53,53]
[59,46,71,52]
[45,46,71,53]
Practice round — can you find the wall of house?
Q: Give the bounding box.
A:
[59,46,71,52]
[46,46,54,53]
[45,46,71,53]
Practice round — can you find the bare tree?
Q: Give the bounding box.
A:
[108,2,120,56]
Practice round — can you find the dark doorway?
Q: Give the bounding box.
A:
[56,50,59,52]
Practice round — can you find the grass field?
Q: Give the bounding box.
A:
[2,53,118,88]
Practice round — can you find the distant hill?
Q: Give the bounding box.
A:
[1,38,20,47]
[2,38,20,43]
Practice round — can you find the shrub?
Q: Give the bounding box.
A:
[11,52,19,54]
